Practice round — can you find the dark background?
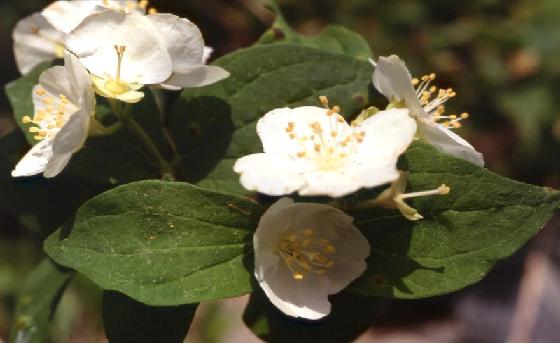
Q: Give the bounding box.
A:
[1,0,560,342]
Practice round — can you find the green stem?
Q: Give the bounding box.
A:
[161,125,184,177]
[109,100,175,179]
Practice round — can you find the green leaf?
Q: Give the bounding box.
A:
[258,2,372,60]
[349,141,560,298]
[44,180,263,306]
[5,62,52,146]
[0,129,108,235]
[170,44,373,194]
[103,291,198,343]
[5,63,165,184]
[9,259,74,343]
[243,288,383,343]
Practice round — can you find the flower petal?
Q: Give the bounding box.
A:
[42,0,102,34]
[259,264,331,320]
[355,108,417,160]
[257,106,349,156]
[420,121,484,166]
[203,46,213,63]
[116,89,145,103]
[298,169,369,197]
[147,13,204,69]
[373,55,424,116]
[44,152,72,178]
[37,66,74,101]
[65,10,172,85]
[63,52,93,102]
[13,13,65,75]
[233,153,309,196]
[52,108,90,155]
[326,225,370,294]
[300,162,401,197]
[159,65,229,89]
[11,138,54,177]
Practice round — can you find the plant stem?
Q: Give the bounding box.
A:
[109,99,175,179]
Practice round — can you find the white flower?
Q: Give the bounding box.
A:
[12,1,147,75]
[233,101,417,197]
[65,10,229,102]
[254,198,370,320]
[369,172,449,220]
[12,52,95,178]
[372,55,484,166]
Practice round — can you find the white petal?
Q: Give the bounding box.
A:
[326,225,370,294]
[63,52,92,100]
[373,55,424,116]
[42,0,102,34]
[11,138,54,177]
[65,11,172,85]
[257,106,349,155]
[233,153,309,196]
[52,108,90,155]
[420,121,484,166]
[300,162,400,198]
[203,46,213,63]
[147,13,204,69]
[160,65,229,89]
[355,108,417,161]
[44,152,72,178]
[299,170,366,197]
[13,13,65,75]
[38,66,76,102]
[259,264,331,320]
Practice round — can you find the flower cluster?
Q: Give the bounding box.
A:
[11,0,485,324]
[11,0,228,178]
[233,55,483,319]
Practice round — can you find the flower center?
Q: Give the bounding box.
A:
[278,228,336,280]
[22,87,77,141]
[285,97,366,171]
[411,73,469,129]
[103,45,132,95]
[30,26,65,58]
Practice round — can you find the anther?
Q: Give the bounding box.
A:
[138,0,149,9]
[438,184,450,194]
[319,95,329,108]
